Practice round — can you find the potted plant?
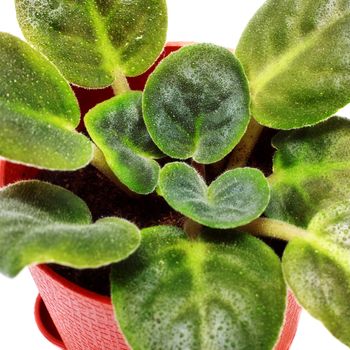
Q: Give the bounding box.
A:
[1,0,350,349]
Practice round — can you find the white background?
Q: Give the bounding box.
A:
[0,1,349,349]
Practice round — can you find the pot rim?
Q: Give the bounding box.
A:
[33,264,112,305]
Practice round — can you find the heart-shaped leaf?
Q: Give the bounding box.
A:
[158,162,270,228]
[0,180,141,277]
[143,44,250,164]
[15,0,167,88]
[237,0,350,129]
[85,92,162,194]
[111,226,286,350]
[0,33,92,170]
[283,200,350,347]
[266,117,350,228]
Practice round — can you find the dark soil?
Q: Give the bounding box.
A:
[39,165,184,296]
[50,264,112,296]
[39,165,184,228]
[39,126,286,297]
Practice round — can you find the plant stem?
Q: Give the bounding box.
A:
[91,146,137,197]
[226,118,264,170]
[184,218,202,240]
[238,217,308,242]
[112,70,130,95]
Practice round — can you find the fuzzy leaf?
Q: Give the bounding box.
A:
[0,181,140,277]
[111,226,286,350]
[143,44,250,164]
[159,162,270,228]
[85,92,162,194]
[266,117,350,228]
[237,0,350,129]
[16,0,167,88]
[283,200,350,347]
[0,33,92,170]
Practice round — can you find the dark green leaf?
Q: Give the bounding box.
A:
[85,92,162,194]
[0,181,140,277]
[112,226,286,350]
[266,117,350,227]
[0,33,92,170]
[237,0,350,129]
[16,0,168,88]
[283,200,350,347]
[159,162,270,228]
[143,44,250,164]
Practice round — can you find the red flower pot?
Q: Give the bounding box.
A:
[0,43,301,350]
[28,264,300,350]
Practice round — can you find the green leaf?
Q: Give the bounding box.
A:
[85,92,162,194]
[266,117,350,228]
[283,200,350,347]
[143,44,250,164]
[0,32,92,170]
[236,0,350,129]
[111,226,286,350]
[158,162,270,229]
[16,0,168,88]
[0,180,141,277]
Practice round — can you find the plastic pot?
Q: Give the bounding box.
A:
[28,264,300,350]
[0,43,301,350]
[30,265,300,350]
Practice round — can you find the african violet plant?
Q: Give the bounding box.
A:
[1,0,350,349]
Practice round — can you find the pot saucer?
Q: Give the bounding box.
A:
[34,295,66,349]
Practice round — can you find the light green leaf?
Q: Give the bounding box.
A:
[283,200,350,347]
[158,162,270,229]
[236,0,350,129]
[0,180,141,277]
[0,32,92,170]
[308,200,350,247]
[16,0,168,88]
[266,117,350,228]
[143,44,250,164]
[85,92,162,194]
[111,226,286,350]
